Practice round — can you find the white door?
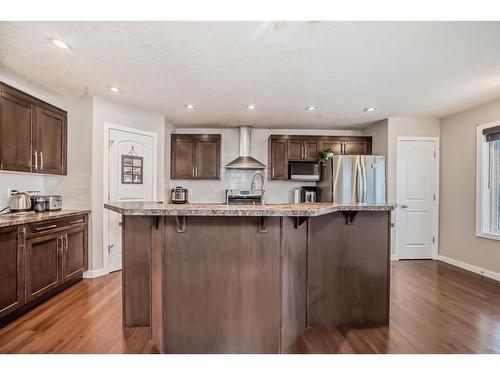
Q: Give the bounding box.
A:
[108,127,155,272]
[396,137,439,259]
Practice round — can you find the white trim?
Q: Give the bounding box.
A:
[438,255,500,283]
[395,136,440,260]
[475,121,500,241]
[83,268,108,279]
[102,123,158,276]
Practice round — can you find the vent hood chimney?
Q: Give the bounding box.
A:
[225,126,266,170]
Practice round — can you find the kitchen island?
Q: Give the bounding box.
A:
[105,202,395,354]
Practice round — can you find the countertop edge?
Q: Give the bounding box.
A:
[0,210,91,228]
[104,203,395,217]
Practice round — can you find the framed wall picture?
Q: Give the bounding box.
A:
[121,154,143,184]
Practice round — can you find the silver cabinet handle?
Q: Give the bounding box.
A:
[340,143,344,154]
[303,145,307,159]
[272,167,275,179]
[192,165,195,178]
[34,151,38,170]
[57,235,63,255]
[195,165,198,178]
[40,151,43,170]
[36,224,57,231]
[69,219,84,224]
[64,234,68,253]
[401,204,408,209]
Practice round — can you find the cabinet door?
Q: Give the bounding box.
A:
[35,106,67,175]
[287,140,303,160]
[25,233,62,302]
[195,138,220,179]
[171,136,196,179]
[304,141,319,160]
[344,139,371,155]
[0,226,25,318]
[0,90,34,172]
[320,140,343,155]
[62,226,86,283]
[270,140,288,180]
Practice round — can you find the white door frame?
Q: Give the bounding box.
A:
[102,122,158,275]
[395,136,440,260]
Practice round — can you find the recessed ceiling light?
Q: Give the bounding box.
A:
[51,39,71,49]
[247,104,256,111]
[185,104,195,110]
[109,86,120,93]
[305,105,318,111]
[364,107,376,112]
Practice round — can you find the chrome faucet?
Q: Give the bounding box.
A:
[250,170,265,205]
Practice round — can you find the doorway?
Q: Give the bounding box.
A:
[103,123,157,273]
[395,137,439,260]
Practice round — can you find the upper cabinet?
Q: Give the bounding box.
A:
[171,134,221,180]
[0,81,67,175]
[287,139,320,161]
[268,135,372,180]
[320,137,372,155]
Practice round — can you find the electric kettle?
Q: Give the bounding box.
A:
[9,191,32,213]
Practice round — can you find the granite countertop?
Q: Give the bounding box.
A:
[0,209,91,228]
[104,201,395,217]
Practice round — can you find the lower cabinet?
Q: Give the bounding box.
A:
[25,232,62,302]
[0,213,88,323]
[0,226,24,318]
[62,225,87,283]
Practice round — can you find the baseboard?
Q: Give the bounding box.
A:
[438,255,500,282]
[83,268,108,279]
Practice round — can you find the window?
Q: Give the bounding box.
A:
[476,122,500,240]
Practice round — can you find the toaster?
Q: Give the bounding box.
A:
[45,195,63,211]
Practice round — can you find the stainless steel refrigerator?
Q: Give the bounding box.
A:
[318,155,386,204]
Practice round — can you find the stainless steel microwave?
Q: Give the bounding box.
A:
[289,162,321,182]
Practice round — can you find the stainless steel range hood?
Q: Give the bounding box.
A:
[225,126,266,170]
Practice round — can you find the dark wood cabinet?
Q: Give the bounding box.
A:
[0,226,25,318]
[195,137,220,179]
[62,225,87,283]
[268,135,372,180]
[269,139,288,180]
[34,106,67,175]
[171,134,221,180]
[0,81,67,175]
[287,140,320,161]
[25,232,62,302]
[304,140,320,160]
[320,137,372,155]
[0,213,88,325]
[0,91,33,172]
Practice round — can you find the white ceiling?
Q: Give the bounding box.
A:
[1,21,500,129]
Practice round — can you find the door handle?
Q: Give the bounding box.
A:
[64,234,68,253]
[401,204,408,209]
[33,151,38,170]
[40,152,43,171]
[36,224,57,231]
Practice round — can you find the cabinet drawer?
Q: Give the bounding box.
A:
[28,215,86,237]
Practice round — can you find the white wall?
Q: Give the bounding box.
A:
[0,70,92,210]
[170,127,362,204]
[90,96,166,273]
[440,97,500,275]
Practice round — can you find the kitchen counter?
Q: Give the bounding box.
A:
[106,202,392,353]
[0,209,91,228]
[104,201,395,216]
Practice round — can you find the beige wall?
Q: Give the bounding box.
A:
[440,97,500,274]
[363,119,388,157]
[90,96,166,273]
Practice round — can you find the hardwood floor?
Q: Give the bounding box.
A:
[1,260,499,354]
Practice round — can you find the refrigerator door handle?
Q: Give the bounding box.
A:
[355,157,362,203]
[361,157,367,203]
